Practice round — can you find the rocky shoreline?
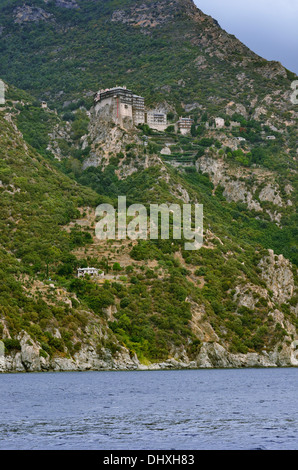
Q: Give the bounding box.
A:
[1,331,297,373]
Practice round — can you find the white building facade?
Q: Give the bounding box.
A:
[77,267,104,278]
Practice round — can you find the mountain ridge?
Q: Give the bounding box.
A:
[0,0,296,111]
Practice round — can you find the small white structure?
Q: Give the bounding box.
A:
[146,111,167,131]
[235,137,246,142]
[230,121,241,128]
[160,146,171,155]
[41,101,48,109]
[0,79,5,105]
[77,267,104,278]
[215,117,225,129]
[266,135,276,140]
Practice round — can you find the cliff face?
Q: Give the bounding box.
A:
[259,250,295,304]
[13,5,53,24]
[195,154,293,224]
[1,323,298,373]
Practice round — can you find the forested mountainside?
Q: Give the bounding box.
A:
[0,0,297,113]
[0,0,297,371]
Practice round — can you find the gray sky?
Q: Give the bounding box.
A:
[193,0,298,74]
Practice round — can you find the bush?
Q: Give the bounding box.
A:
[113,262,121,272]
[120,297,130,308]
[3,338,21,351]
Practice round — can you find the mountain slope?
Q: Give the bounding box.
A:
[0,84,297,371]
[1,0,296,167]
[0,1,297,371]
[0,0,296,114]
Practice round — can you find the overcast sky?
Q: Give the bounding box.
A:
[193,0,298,74]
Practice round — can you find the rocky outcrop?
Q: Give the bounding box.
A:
[47,121,76,160]
[196,341,298,368]
[14,5,53,24]
[259,184,283,207]
[0,332,41,373]
[170,183,190,203]
[84,105,134,169]
[189,300,219,342]
[83,103,167,179]
[18,331,42,371]
[255,61,288,80]
[1,321,297,373]
[47,0,79,9]
[225,102,248,119]
[1,339,298,373]
[111,0,197,29]
[259,249,295,304]
[233,283,270,310]
[0,329,141,373]
[196,155,263,211]
[195,155,291,218]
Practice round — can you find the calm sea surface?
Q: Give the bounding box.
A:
[0,368,297,450]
